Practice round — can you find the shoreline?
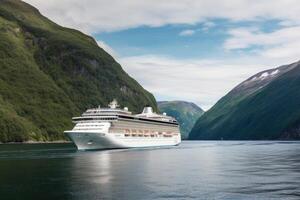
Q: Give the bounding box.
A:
[0,140,73,145]
[1,140,299,145]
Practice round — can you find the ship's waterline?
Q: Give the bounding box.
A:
[64,99,181,150]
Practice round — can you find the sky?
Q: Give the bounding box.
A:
[24,0,300,110]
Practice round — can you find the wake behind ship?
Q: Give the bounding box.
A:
[65,100,181,150]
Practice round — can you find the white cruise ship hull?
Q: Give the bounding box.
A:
[65,130,181,150]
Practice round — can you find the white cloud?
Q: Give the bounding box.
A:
[201,21,216,31]
[179,29,196,36]
[178,22,215,36]
[24,0,300,33]
[96,40,118,58]
[119,55,278,110]
[262,41,300,59]
[224,26,300,61]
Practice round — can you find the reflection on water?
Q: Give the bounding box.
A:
[0,141,300,200]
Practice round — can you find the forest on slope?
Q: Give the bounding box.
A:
[0,0,157,142]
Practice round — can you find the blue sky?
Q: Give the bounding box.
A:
[25,0,300,110]
[95,23,226,59]
[95,19,283,59]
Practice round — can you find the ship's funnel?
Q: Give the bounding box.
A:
[142,107,153,114]
[108,99,119,109]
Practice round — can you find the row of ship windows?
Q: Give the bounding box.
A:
[73,128,178,135]
[113,122,176,126]
[123,129,173,135]
[76,118,116,122]
[123,129,178,137]
[124,133,178,137]
[76,124,104,127]
[124,134,174,138]
[112,126,178,131]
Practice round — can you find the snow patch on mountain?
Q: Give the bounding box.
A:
[245,69,280,85]
[271,69,279,75]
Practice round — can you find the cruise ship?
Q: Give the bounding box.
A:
[64,99,181,150]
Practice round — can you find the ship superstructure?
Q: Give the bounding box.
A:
[65,99,181,150]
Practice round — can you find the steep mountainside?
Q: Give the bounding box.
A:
[158,101,204,139]
[0,0,157,142]
[189,61,300,140]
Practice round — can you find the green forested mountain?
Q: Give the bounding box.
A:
[189,61,300,140]
[0,0,157,142]
[158,101,204,139]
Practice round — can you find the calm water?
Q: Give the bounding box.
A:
[0,141,300,200]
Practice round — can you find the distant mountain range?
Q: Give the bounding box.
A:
[0,0,157,142]
[158,101,204,139]
[189,61,300,140]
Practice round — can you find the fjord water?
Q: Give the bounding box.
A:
[0,142,299,200]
